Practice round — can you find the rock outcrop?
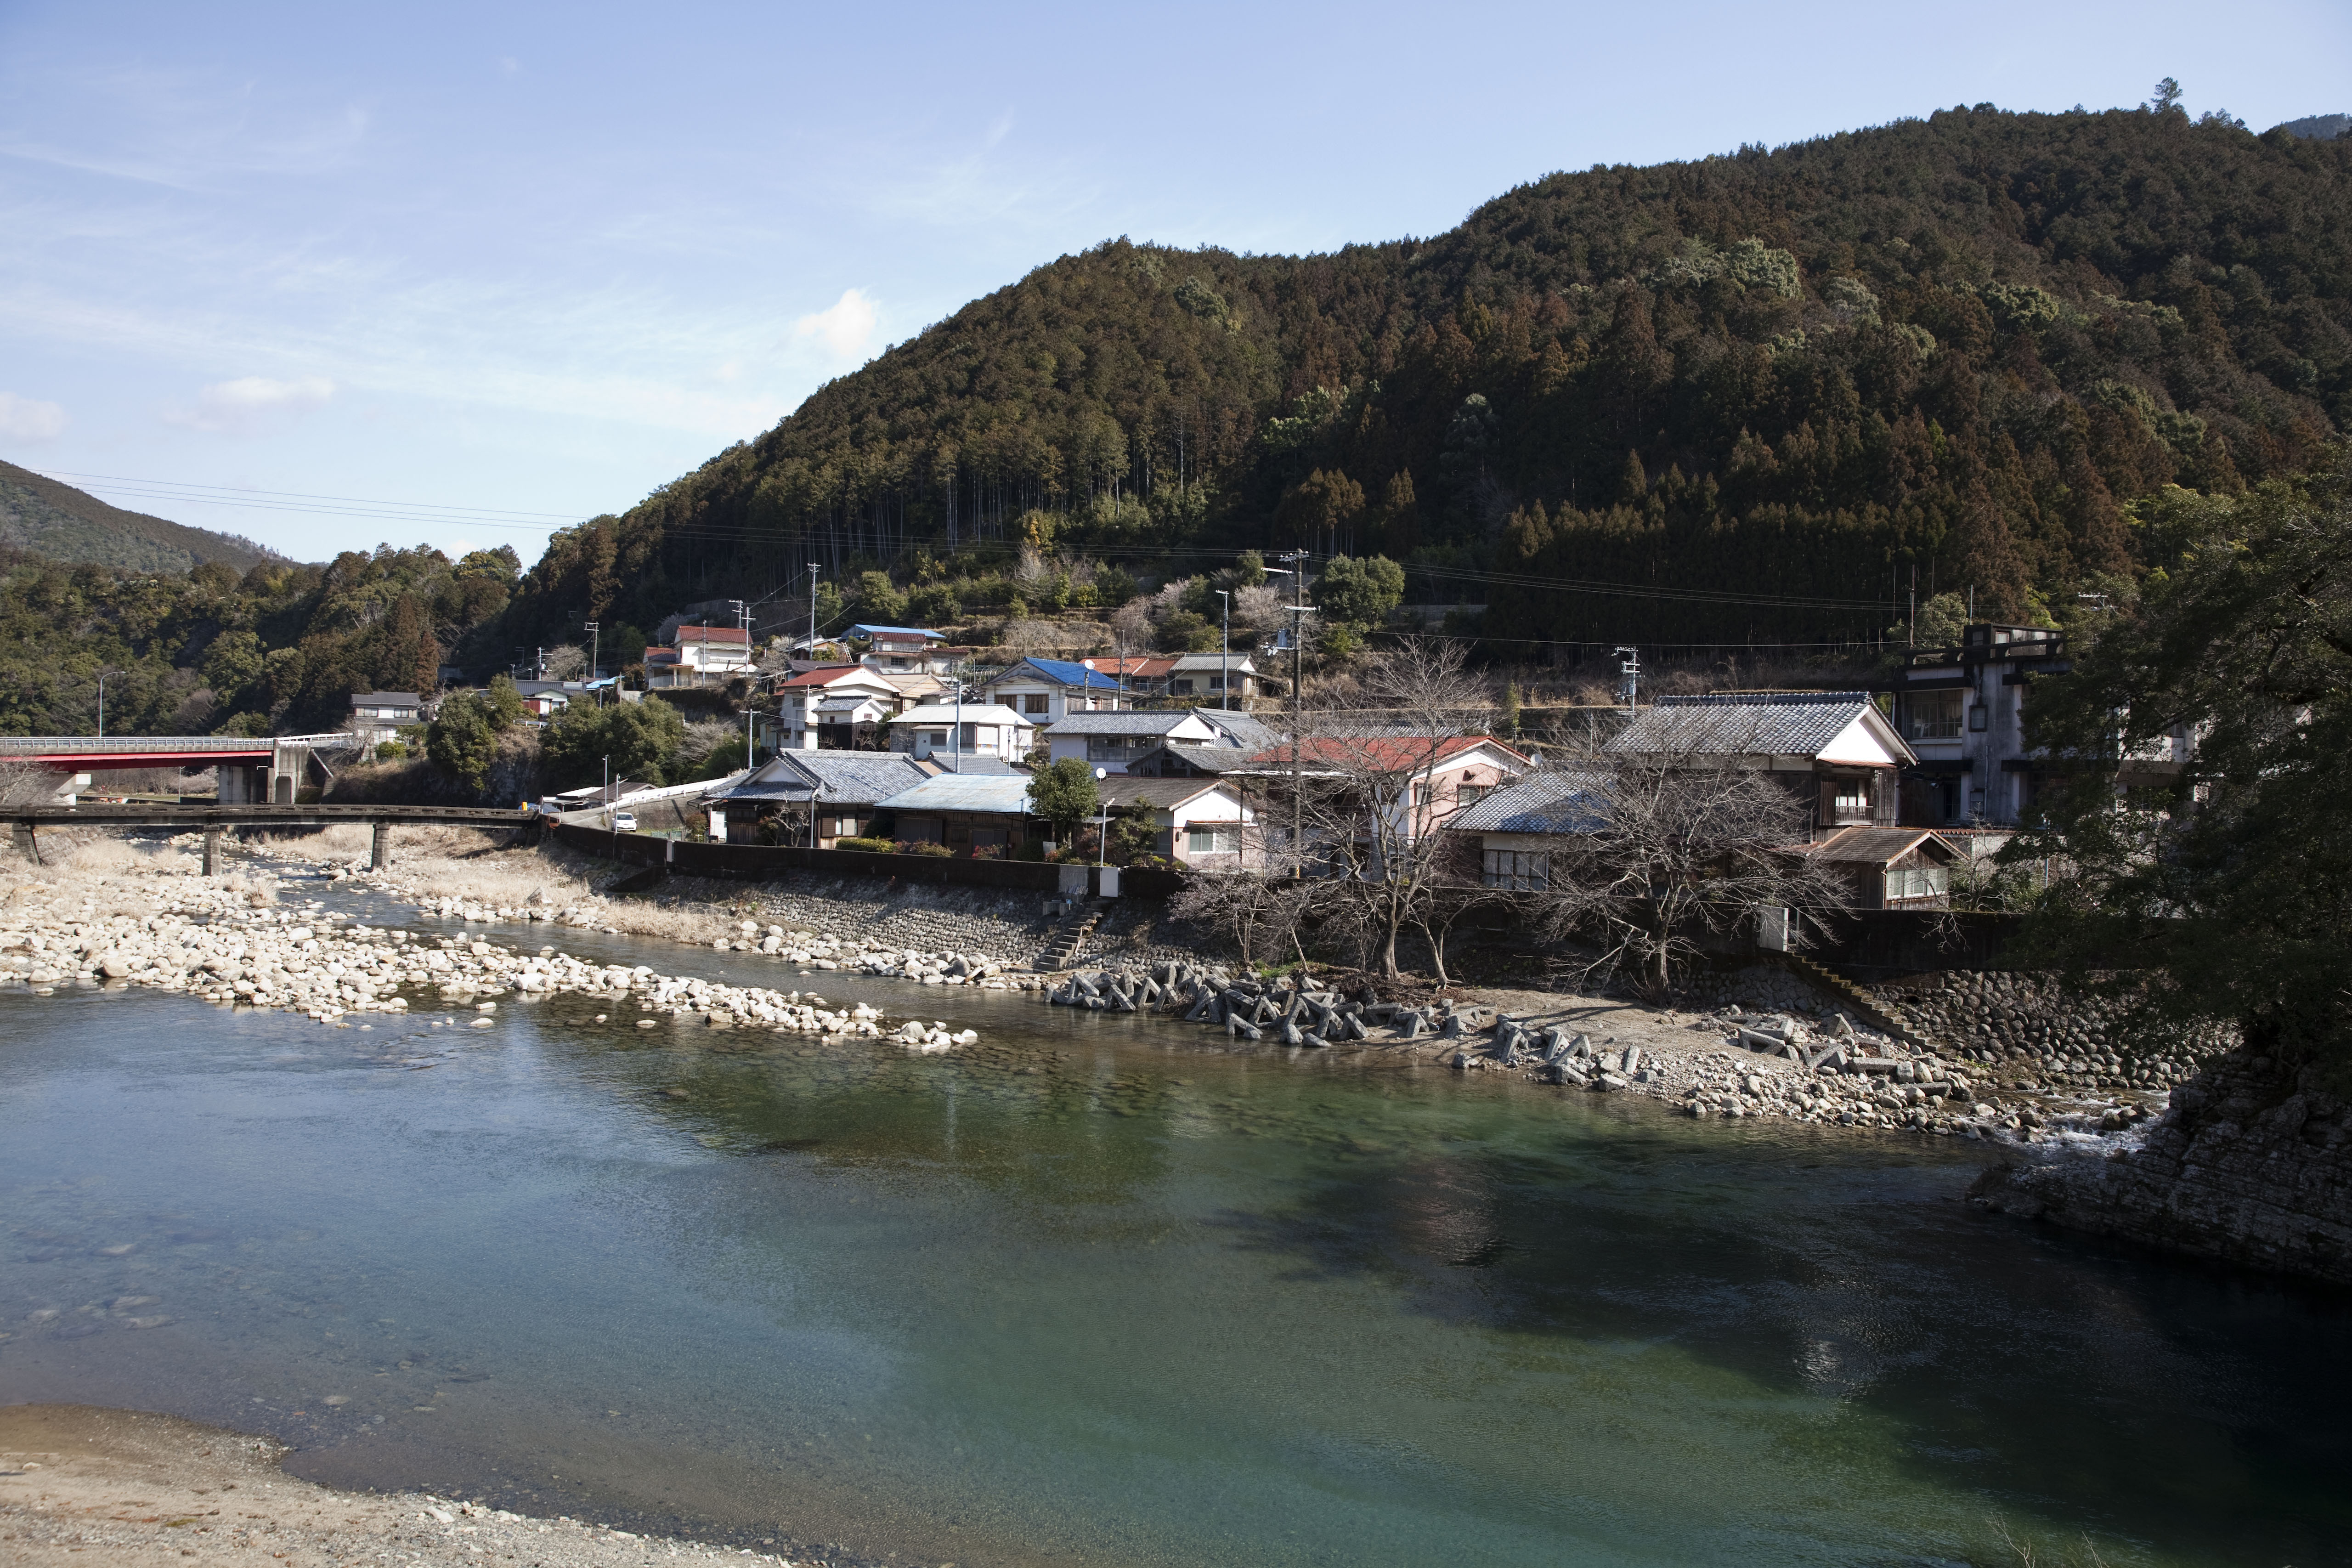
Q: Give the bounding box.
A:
[1970,1052,2352,1283]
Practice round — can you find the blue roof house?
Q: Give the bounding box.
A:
[975,657,1125,725]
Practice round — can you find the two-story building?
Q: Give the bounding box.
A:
[850,625,975,677]
[1164,652,1266,704]
[975,657,1125,724]
[1081,655,1177,699]
[1887,623,2070,827]
[779,665,907,750]
[1606,691,1915,833]
[347,691,424,748]
[644,625,754,689]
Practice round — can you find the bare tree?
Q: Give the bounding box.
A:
[541,644,588,681]
[1280,636,1497,981]
[0,759,70,809]
[1531,729,1848,995]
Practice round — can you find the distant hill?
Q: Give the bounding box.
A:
[2276,114,2350,141]
[509,103,2352,650]
[0,461,283,575]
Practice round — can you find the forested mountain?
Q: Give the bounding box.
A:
[507,102,2352,651]
[0,461,282,575]
[0,543,520,738]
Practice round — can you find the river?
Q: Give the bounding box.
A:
[3,872,2347,1567]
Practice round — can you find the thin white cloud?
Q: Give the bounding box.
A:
[792,288,880,363]
[164,375,336,435]
[0,391,68,442]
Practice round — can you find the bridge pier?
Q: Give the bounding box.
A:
[203,827,222,876]
[370,821,391,872]
[11,822,40,866]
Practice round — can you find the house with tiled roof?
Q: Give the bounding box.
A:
[975,656,1124,725]
[709,750,929,846]
[1606,692,1914,832]
[1042,710,1227,773]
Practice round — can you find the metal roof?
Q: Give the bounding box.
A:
[1043,711,1216,737]
[875,774,1037,814]
[1450,770,1612,834]
[1195,709,1279,750]
[1146,743,1261,774]
[847,623,946,640]
[984,656,1122,691]
[1100,777,1234,810]
[1801,826,1960,864]
[886,703,1035,727]
[1606,694,1891,759]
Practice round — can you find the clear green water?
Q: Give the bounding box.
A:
[3,895,2347,1567]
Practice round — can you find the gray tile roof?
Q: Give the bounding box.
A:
[717,752,927,806]
[1100,777,1232,810]
[1043,711,1216,737]
[1450,770,1611,834]
[1194,709,1279,750]
[1137,743,1262,775]
[1606,693,1879,759]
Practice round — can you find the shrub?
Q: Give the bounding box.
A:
[894,839,955,858]
[835,836,893,853]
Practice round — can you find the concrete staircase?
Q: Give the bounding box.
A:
[1036,901,1105,971]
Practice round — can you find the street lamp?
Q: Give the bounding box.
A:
[1094,766,1109,869]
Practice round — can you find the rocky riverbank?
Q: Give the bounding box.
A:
[0,845,984,1054]
[1047,958,2166,1148]
[1971,1050,2352,1283]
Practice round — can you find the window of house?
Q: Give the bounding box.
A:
[1831,778,1870,818]
[919,730,948,747]
[960,723,980,748]
[1884,866,1950,900]
[971,828,1009,849]
[1968,703,1988,732]
[831,817,856,837]
[1188,826,1239,854]
[1481,849,1550,891]
[1455,782,1490,808]
[1023,694,1049,714]
[1171,679,1194,695]
[1900,689,1965,740]
[1088,736,1144,761]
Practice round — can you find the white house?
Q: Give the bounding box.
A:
[975,657,1125,724]
[644,624,754,689]
[885,701,1036,763]
[1101,777,1258,869]
[1042,710,1226,773]
[779,664,906,749]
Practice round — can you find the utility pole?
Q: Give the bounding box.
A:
[1615,646,1642,707]
[584,620,599,701]
[1278,549,1312,878]
[1909,565,1917,648]
[807,563,820,657]
[96,669,108,739]
[1216,589,1231,712]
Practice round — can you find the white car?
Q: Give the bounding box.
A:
[611,810,638,832]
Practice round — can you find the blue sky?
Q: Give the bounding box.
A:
[2,0,2345,566]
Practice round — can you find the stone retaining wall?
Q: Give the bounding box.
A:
[1860,969,2236,1093]
[1971,1052,2352,1283]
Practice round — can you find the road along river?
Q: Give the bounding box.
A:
[4,870,2349,1568]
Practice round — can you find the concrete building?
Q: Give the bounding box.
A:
[1888,623,2076,826]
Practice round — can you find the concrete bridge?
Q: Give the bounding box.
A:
[7,802,537,873]
[0,733,359,804]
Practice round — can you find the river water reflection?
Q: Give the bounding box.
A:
[3,896,2347,1566]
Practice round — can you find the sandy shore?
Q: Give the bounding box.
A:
[0,1404,818,1567]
